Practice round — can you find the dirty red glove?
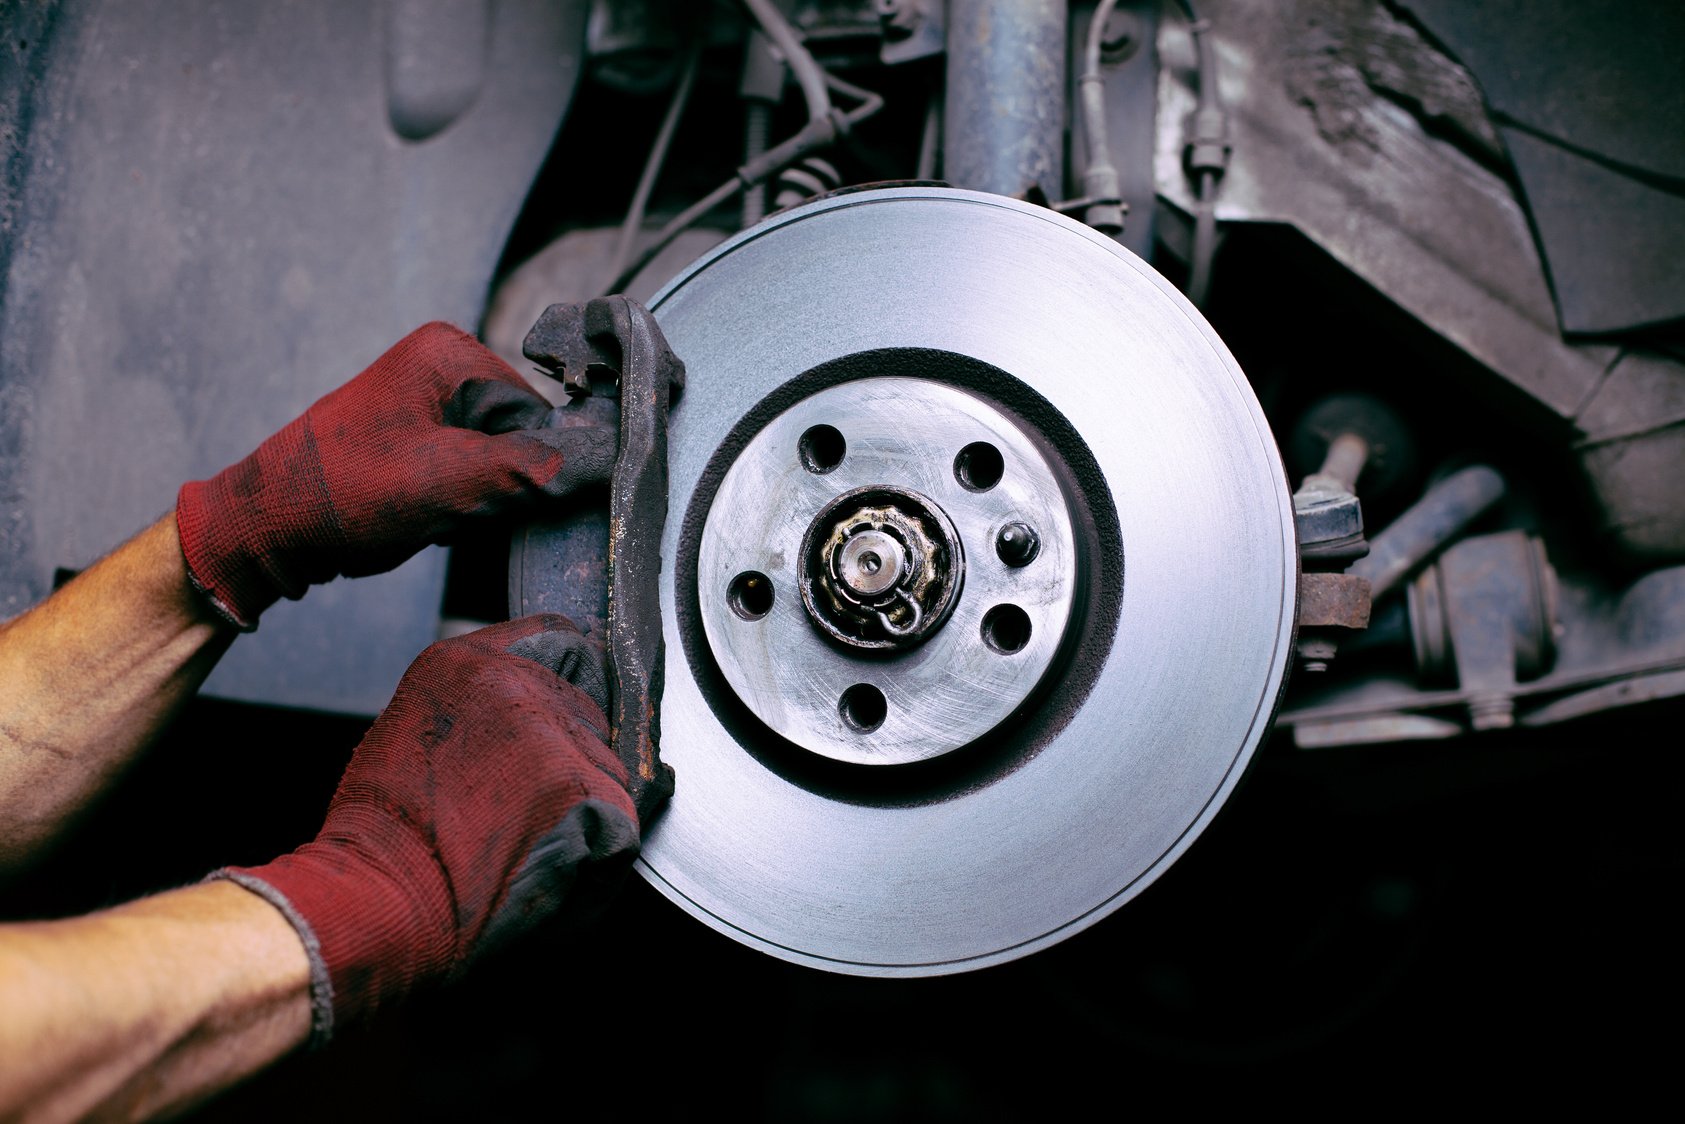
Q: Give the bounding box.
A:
[177,322,615,628]
[214,615,667,1044]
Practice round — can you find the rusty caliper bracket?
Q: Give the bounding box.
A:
[521,297,684,810]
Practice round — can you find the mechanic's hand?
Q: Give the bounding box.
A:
[176,322,616,628]
[214,615,668,1044]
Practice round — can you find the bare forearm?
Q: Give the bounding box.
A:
[0,881,311,1123]
[0,516,235,871]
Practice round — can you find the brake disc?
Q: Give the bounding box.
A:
[636,186,1295,976]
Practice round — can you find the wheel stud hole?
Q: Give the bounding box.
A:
[727,571,775,621]
[954,442,1004,491]
[799,425,847,474]
[981,604,1032,653]
[838,683,888,732]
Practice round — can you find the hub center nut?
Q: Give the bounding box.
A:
[838,529,906,598]
[800,485,964,651]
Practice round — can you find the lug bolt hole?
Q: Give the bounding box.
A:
[727,571,775,621]
[838,683,888,732]
[799,424,847,474]
[981,604,1032,654]
[954,441,1004,491]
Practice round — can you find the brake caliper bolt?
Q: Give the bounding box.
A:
[996,522,1041,567]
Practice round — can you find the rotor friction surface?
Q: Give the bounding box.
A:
[640,188,1297,975]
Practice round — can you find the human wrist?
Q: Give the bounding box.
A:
[214,830,455,1044]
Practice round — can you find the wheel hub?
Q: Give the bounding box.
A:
[697,377,1079,766]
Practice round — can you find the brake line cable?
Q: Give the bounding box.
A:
[604,5,882,297]
[741,0,832,125]
[1076,0,1127,234]
[603,39,705,293]
[1174,0,1231,308]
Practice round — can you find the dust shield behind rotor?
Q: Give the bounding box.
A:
[636,187,1296,976]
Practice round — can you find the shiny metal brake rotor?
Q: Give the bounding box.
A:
[639,187,1296,976]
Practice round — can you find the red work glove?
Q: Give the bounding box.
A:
[177,322,615,629]
[215,615,669,1045]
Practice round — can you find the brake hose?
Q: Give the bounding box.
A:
[1175,0,1231,308]
[1077,0,1126,234]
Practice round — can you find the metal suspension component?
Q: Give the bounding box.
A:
[943,0,1069,197]
[626,186,1296,976]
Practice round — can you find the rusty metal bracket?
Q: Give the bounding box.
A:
[522,296,684,818]
[1295,571,1373,674]
[1299,572,1372,630]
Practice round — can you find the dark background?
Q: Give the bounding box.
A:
[8,690,1681,1117]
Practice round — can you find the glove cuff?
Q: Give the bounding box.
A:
[174,501,262,631]
[214,830,455,1042]
[175,413,343,628]
[210,869,338,1047]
